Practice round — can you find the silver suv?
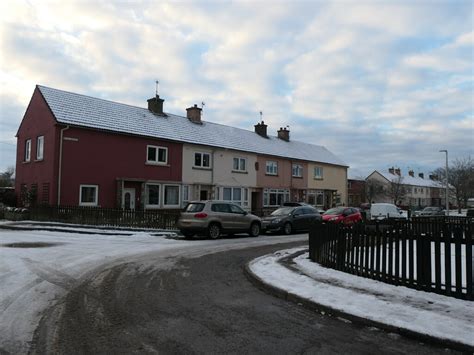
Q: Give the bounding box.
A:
[177,201,262,239]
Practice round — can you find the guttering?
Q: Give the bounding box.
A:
[57,125,70,205]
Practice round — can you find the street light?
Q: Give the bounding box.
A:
[439,150,449,216]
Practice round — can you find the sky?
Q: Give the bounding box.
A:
[0,0,472,178]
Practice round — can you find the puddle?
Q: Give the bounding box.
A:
[1,242,63,248]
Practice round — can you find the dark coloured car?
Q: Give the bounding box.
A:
[416,206,445,217]
[177,201,261,239]
[261,206,322,235]
[322,207,362,225]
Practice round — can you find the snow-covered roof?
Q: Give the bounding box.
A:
[38,85,347,167]
[377,171,444,188]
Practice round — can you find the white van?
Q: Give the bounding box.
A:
[368,203,405,221]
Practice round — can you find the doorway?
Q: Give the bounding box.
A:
[123,188,136,210]
[200,190,208,200]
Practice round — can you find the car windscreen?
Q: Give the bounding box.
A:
[271,207,295,216]
[185,203,205,212]
[323,207,345,215]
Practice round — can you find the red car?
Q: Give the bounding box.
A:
[322,207,362,225]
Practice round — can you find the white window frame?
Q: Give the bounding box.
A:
[163,184,180,208]
[314,166,323,179]
[194,152,211,168]
[36,136,44,160]
[145,183,161,208]
[266,161,278,175]
[292,164,303,178]
[182,185,190,207]
[25,139,31,162]
[146,145,168,165]
[79,185,98,206]
[222,187,248,206]
[233,157,247,172]
[263,188,290,207]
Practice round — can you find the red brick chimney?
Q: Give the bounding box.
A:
[254,121,268,138]
[388,167,395,175]
[418,173,424,179]
[186,104,202,124]
[408,170,414,177]
[277,127,290,142]
[147,95,165,115]
[394,168,401,176]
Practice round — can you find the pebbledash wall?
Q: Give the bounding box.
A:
[15,85,348,210]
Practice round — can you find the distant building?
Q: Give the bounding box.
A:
[366,167,448,208]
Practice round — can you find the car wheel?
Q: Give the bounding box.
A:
[249,222,260,237]
[207,223,221,239]
[182,231,194,239]
[283,222,292,235]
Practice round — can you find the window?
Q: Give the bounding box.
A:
[182,185,190,206]
[263,189,290,207]
[146,184,160,207]
[147,145,168,164]
[164,185,180,207]
[36,136,44,160]
[229,204,245,214]
[292,164,303,177]
[314,166,323,179]
[194,152,211,168]
[25,139,31,162]
[266,161,278,175]
[79,185,98,206]
[233,157,247,172]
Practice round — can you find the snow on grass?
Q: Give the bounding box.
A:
[249,247,474,348]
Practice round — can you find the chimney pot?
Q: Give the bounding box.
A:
[394,168,401,176]
[388,167,395,175]
[408,170,414,177]
[418,173,424,179]
[186,104,202,124]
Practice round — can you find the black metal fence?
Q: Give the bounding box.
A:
[308,217,473,300]
[28,205,181,230]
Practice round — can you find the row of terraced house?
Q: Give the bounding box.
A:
[15,85,348,213]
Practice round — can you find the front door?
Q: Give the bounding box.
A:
[200,190,208,200]
[123,188,136,210]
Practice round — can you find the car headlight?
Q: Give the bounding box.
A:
[271,218,281,224]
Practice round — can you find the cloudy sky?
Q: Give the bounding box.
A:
[0,0,472,178]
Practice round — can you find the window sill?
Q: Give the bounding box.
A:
[23,161,31,164]
[292,176,303,179]
[145,205,161,209]
[193,166,212,171]
[232,170,248,174]
[146,162,170,167]
[35,159,44,162]
[265,173,278,177]
[313,177,323,180]
[79,203,98,207]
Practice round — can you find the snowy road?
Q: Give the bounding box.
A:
[0,228,306,354]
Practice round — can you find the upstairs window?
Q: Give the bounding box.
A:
[147,145,168,165]
[292,164,303,177]
[314,166,323,179]
[194,152,211,168]
[79,185,98,206]
[266,161,278,175]
[233,157,246,172]
[25,139,31,162]
[36,136,44,160]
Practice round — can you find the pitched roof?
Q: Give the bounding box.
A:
[376,171,444,188]
[37,85,347,167]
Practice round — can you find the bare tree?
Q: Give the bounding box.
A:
[388,175,407,205]
[433,156,474,212]
[364,178,385,203]
[0,166,15,187]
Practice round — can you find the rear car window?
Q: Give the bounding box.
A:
[211,203,231,213]
[185,203,205,212]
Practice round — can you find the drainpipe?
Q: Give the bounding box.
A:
[57,126,70,205]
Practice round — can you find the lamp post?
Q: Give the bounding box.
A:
[439,150,449,216]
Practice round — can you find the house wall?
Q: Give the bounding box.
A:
[15,87,59,206]
[307,162,348,205]
[59,127,182,208]
[256,155,293,188]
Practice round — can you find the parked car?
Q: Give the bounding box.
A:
[322,207,362,225]
[282,202,325,215]
[262,206,322,235]
[414,206,445,217]
[177,201,261,239]
[368,203,405,220]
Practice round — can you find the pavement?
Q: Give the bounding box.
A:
[245,247,474,353]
